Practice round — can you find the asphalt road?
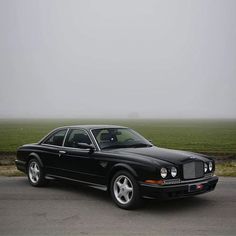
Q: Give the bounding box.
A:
[0,176,235,236]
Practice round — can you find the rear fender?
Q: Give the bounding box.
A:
[28,153,44,167]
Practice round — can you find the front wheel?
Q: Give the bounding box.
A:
[27,159,46,187]
[110,170,141,210]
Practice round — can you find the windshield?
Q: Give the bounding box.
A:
[91,128,152,150]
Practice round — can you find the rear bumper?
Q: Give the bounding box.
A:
[140,176,218,199]
[15,159,27,173]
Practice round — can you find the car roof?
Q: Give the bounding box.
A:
[57,125,128,131]
[38,125,129,145]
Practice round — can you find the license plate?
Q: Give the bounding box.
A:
[188,183,206,192]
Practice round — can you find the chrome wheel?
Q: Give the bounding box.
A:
[28,161,40,184]
[113,175,133,205]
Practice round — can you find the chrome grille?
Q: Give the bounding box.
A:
[183,161,204,179]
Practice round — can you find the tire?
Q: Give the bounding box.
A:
[110,170,141,210]
[27,158,47,187]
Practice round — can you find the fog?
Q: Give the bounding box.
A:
[0,0,235,119]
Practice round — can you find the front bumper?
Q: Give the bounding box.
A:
[139,176,218,199]
[15,159,27,173]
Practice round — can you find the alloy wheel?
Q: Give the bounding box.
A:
[28,161,40,184]
[113,175,133,205]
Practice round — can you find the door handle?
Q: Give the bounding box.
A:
[59,150,66,154]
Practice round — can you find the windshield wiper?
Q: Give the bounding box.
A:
[102,143,152,150]
[102,144,128,150]
[126,143,152,148]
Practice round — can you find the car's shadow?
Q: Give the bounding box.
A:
[20,177,214,213]
[143,196,212,213]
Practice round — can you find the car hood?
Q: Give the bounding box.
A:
[106,146,210,165]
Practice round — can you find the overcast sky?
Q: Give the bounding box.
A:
[0,0,235,119]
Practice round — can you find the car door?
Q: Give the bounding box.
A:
[60,128,106,185]
[40,128,68,176]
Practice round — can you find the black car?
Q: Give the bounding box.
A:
[15,125,218,209]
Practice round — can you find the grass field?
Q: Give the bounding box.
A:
[0,119,236,155]
[0,119,235,177]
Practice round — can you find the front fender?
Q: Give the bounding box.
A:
[108,163,138,179]
[106,163,139,190]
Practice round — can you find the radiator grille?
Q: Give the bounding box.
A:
[183,161,204,179]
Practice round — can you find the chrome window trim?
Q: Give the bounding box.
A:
[40,128,68,147]
[60,145,95,153]
[37,143,95,154]
[40,127,100,151]
[89,129,101,151]
[41,143,64,148]
[63,127,99,151]
[38,128,63,144]
[62,128,70,146]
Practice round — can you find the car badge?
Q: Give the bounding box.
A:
[99,161,108,168]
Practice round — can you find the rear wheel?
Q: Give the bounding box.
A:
[110,170,141,209]
[27,159,46,187]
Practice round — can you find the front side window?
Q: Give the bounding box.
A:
[92,128,152,150]
[64,129,92,148]
[43,129,67,146]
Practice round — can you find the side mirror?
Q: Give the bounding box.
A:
[77,143,95,152]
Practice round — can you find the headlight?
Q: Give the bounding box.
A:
[204,163,208,173]
[171,167,177,177]
[160,167,167,178]
[209,162,213,171]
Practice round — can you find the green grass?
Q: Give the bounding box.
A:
[0,119,236,155]
[0,165,24,177]
[215,161,236,177]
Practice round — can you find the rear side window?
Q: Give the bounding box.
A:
[43,129,67,146]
